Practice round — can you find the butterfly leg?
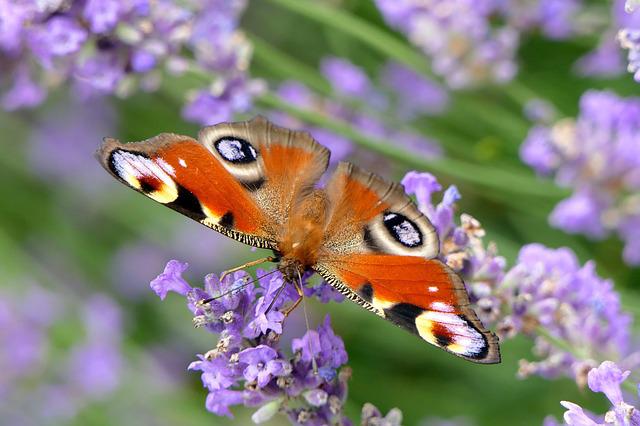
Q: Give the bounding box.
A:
[281,279,304,317]
[219,256,276,282]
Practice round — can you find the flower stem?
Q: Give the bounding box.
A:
[263,0,433,78]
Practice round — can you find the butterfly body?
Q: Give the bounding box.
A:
[98,116,500,364]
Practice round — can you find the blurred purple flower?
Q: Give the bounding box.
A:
[0,284,126,424]
[0,0,261,123]
[619,0,640,81]
[321,57,372,98]
[374,0,519,87]
[28,97,115,193]
[521,90,640,265]
[503,245,631,383]
[361,403,403,426]
[381,62,449,118]
[67,295,123,398]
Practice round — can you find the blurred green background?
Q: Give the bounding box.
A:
[1,1,638,425]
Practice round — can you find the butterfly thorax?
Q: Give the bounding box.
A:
[276,190,328,282]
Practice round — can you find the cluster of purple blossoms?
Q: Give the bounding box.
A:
[0,284,124,424]
[521,90,640,265]
[272,57,445,165]
[546,361,640,425]
[618,0,640,82]
[374,0,520,87]
[373,0,635,85]
[0,0,262,124]
[151,260,370,424]
[403,172,633,387]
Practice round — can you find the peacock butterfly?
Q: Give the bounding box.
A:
[97,116,500,364]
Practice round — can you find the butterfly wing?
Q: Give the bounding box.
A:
[97,116,330,249]
[315,162,500,363]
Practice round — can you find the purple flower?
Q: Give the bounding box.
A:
[0,0,259,122]
[321,57,371,98]
[28,16,87,65]
[189,355,236,391]
[150,259,192,300]
[238,345,289,388]
[244,297,285,337]
[560,401,600,426]
[521,90,640,265]
[549,190,607,238]
[381,62,449,118]
[587,361,629,405]
[83,0,121,34]
[401,171,442,213]
[205,389,245,418]
[361,403,403,426]
[374,0,519,87]
[28,97,115,192]
[556,361,640,425]
[1,68,46,111]
[152,262,356,422]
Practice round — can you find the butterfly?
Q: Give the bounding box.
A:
[97,116,500,364]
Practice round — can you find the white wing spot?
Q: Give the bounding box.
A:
[430,302,454,312]
[428,286,438,292]
[178,158,187,168]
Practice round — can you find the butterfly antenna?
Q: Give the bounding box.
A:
[297,268,318,375]
[199,269,280,305]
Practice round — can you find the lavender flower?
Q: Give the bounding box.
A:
[374,0,519,87]
[0,0,261,124]
[0,284,124,424]
[618,0,640,81]
[548,361,640,425]
[151,260,353,423]
[28,97,115,193]
[521,90,640,265]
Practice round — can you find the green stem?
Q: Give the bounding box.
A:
[263,0,433,78]
[256,92,567,199]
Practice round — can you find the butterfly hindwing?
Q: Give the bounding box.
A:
[315,254,500,363]
[316,162,500,363]
[97,117,330,249]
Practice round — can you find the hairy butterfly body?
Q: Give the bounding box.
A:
[98,116,500,364]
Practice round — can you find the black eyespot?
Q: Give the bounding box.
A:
[382,212,422,248]
[214,137,258,164]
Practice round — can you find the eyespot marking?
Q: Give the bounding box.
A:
[108,150,178,204]
[416,311,488,358]
[214,137,258,164]
[382,212,422,248]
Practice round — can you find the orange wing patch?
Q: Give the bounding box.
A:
[98,134,277,249]
[315,254,500,364]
